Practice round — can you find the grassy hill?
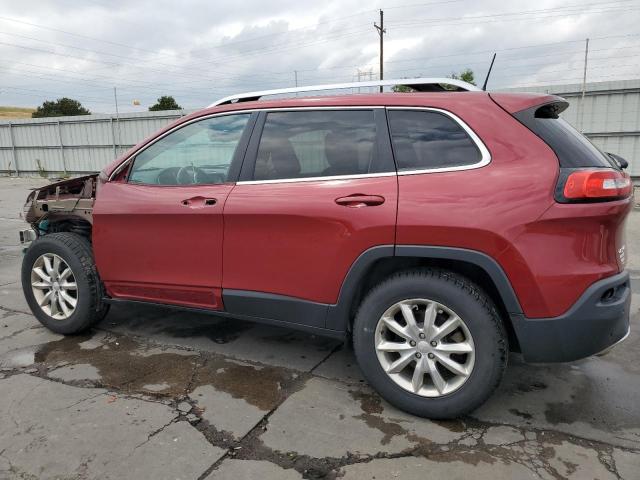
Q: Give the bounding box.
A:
[0,106,36,119]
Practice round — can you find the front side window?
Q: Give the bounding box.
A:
[388,110,481,171]
[253,110,378,181]
[128,113,250,185]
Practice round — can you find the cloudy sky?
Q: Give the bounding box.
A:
[1,0,639,113]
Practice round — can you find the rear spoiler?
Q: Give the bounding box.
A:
[488,93,567,114]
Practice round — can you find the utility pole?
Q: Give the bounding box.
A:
[113,87,121,152]
[374,9,386,93]
[294,70,298,87]
[579,38,589,132]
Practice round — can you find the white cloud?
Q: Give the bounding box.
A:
[0,0,639,112]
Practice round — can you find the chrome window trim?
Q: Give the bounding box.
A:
[386,106,491,176]
[107,106,384,181]
[237,171,396,185]
[108,105,491,183]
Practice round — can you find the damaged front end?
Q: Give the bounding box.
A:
[20,174,97,245]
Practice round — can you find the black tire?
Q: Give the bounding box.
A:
[21,232,109,334]
[352,268,507,419]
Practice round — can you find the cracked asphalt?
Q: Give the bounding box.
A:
[0,176,639,480]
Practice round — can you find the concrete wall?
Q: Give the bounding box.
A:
[0,110,192,176]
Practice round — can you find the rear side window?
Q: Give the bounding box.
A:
[387,110,481,171]
[253,110,379,181]
[514,103,615,169]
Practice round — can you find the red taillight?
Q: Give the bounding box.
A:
[563,169,632,200]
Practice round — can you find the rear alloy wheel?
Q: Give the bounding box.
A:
[375,299,475,397]
[353,269,507,419]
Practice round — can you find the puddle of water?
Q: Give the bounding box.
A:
[32,330,303,409]
[35,334,198,396]
[193,357,301,411]
[349,390,407,445]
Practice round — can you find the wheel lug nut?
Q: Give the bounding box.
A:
[418,332,426,339]
[415,352,422,358]
[430,341,437,347]
[409,340,416,347]
[428,353,435,359]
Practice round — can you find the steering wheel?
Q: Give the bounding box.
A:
[176,165,207,185]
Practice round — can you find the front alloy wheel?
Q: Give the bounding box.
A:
[22,232,109,334]
[31,253,78,319]
[375,299,475,397]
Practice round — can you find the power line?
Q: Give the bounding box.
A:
[390,0,635,26]
[2,1,640,109]
[392,5,640,29]
[0,0,462,60]
[0,1,634,79]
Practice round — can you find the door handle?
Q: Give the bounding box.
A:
[181,196,217,208]
[335,194,385,207]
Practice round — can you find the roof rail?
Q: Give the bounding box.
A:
[209,77,480,107]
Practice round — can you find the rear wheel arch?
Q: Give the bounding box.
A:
[327,245,522,350]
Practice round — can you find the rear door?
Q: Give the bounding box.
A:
[93,112,254,309]
[222,108,397,328]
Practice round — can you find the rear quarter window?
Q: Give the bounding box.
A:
[387,109,482,171]
[513,103,616,169]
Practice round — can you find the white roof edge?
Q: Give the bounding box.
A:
[208,77,481,107]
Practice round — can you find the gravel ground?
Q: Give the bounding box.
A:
[0,176,639,480]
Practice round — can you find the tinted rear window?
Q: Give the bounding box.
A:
[514,105,615,169]
[387,110,481,171]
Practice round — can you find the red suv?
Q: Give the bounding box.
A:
[19,78,632,418]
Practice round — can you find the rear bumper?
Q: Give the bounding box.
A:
[510,271,631,363]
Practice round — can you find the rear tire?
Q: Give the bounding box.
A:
[22,232,109,334]
[352,268,507,419]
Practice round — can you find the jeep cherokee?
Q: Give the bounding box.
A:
[19,78,633,418]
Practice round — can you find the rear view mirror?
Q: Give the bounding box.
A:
[607,152,629,170]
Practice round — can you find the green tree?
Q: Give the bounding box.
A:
[392,84,413,93]
[149,96,182,111]
[392,70,475,93]
[32,98,90,118]
[449,68,475,85]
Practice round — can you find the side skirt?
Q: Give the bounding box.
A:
[103,297,346,340]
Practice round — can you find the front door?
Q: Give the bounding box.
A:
[93,112,253,309]
[222,108,397,327]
